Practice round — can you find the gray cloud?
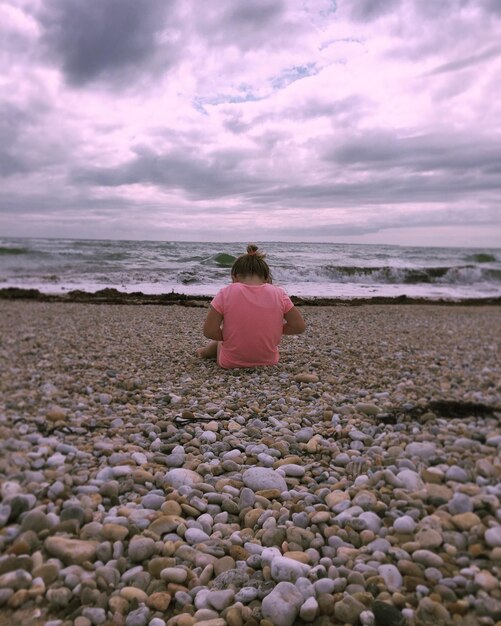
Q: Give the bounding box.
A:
[37,0,178,86]
[263,205,501,238]
[194,0,290,52]
[72,146,262,199]
[348,0,402,22]
[70,135,501,213]
[0,106,28,176]
[0,103,40,177]
[1,0,500,245]
[428,45,501,75]
[324,131,501,176]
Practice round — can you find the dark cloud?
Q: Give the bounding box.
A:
[0,104,33,177]
[324,131,501,176]
[72,146,261,199]
[194,0,293,52]
[348,0,401,22]
[243,166,501,210]
[37,0,178,86]
[485,0,501,14]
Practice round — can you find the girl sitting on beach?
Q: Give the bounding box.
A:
[198,244,306,368]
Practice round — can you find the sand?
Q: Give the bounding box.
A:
[0,301,500,626]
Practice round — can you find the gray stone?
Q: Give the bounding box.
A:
[125,606,150,626]
[448,493,473,515]
[185,527,211,544]
[239,487,256,509]
[379,564,403,592]
[359,511,382,533]
[96,465,133,481]
[128,536,156,562]
[278,464,305,477]
[393,515,416,534]
[141,494,164,510]
[355,403,380,416]
[163,468,203,488]
[261,581,304,626]
[82,607,107,625]
[295,427,314,443]
[207,589,235,611]
[485,526,501,548]
[20,509,52,533]
[334,594,366,624]
[405,442,436,459]
[270,556,311,582]
[412,549,444,567]
[0,569,32,590]
[415,598,451,626]
[235,587,259,603]
[46,587,72,607]
[242,467,287,492]
[445,466,469,483]
[60,504,85,525]
[397,469,424,491]
[300,596,319,622]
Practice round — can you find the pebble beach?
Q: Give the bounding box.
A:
[1,301,500,626]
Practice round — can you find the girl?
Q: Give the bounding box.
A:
[198,244,305,368]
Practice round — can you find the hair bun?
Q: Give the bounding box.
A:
[246,243,265,258]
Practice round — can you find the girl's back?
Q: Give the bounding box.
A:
[212,282,293,368]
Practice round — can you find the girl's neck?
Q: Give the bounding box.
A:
[233,274,266,285]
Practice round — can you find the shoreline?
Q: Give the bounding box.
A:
[1,286,501,307]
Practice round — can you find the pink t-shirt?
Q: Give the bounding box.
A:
[211,282,294,369]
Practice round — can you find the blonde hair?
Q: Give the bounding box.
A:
[231,244,272,282]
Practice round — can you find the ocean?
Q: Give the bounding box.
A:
[1,237,500,301]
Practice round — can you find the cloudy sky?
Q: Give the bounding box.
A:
[1,0,501,246]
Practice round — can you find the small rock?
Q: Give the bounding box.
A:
[242,467,287,492]
[485,526,501,548]
[270,556,311,582]
[451,512,481,531]
[163,469,203,488]
[373,601,405,626]
[261,581,303,626]
[294,373,319,383]
[45,537,97,565]
[334,594,366,624]
[393,515,416,534]
[405,442,436,459]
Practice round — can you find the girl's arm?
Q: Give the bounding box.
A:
[283,306,306,335]
[203,306,224,341]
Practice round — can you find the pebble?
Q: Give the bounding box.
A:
[270,556,311,582]
[261,581,304,626]
[393,515,416,534]
[485,526,501,547]
[0,302,499,626]
[242,467,287,492]
[379,564,403,592]
[45,537,97,565]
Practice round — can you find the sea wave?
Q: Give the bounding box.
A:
[1,237,500,299]
[321,265,501,285]
[0,246,30,255]
[465,253,497,263]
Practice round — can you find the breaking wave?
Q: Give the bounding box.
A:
[322,264,501,285]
